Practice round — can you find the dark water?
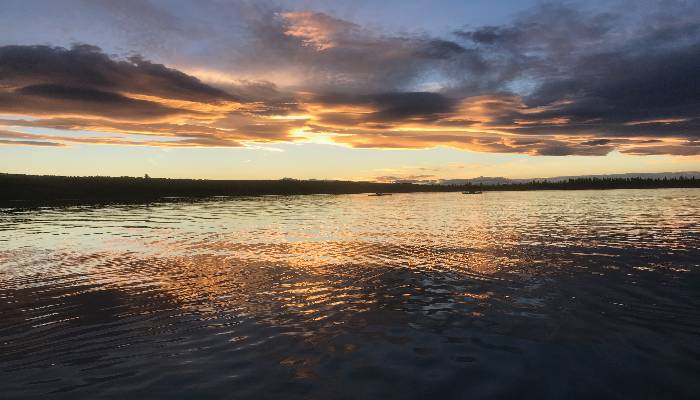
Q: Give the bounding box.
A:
[1,190,699,399]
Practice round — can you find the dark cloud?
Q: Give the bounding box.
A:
[519,44,700,125]
[414,39,467,59]
[367,92,456,122]
[456,4,618,53]
[312,91,456,123]
[18,84,134,102]
[449,2,700,146]
[581,139,612,146]
[0,44,234,102]
[0,84,185,121]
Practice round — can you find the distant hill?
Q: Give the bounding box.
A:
[438,171,700,186]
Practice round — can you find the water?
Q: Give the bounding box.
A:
[1,189,699,399]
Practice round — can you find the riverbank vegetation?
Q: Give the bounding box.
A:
[1,173,698,206]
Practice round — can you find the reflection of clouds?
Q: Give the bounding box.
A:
[1,232,516,335]
[2,191,700,395]
[4,190,699,319]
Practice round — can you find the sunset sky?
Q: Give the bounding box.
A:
[1,0,699,180]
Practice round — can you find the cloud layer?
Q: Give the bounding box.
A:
[0,1,699,156]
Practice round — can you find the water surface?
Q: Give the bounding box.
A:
[1,190,699,399]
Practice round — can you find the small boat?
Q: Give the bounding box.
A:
[462,190,483,194]
[368,192,392,196]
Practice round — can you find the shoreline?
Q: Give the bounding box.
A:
[2,173,699,207]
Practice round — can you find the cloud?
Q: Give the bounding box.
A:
[0,129,66,147]
[0,83,188,121]
[621,141,700,156]
[237,9,478,94]
[449,2,700,144]
[0,45,232,101]
[0,1,698,156]
[0,44,244,126]
[0,44,304,147]
[0,139,65,147]
[373,174,436,183]
[0,127,244,148]
[280,11,360,51]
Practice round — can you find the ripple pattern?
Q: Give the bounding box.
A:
[1,189,699,399]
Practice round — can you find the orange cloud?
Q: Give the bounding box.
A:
[1,45,697,157]
[280,12,358,51]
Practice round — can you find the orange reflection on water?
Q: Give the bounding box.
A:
[2,190,700,391]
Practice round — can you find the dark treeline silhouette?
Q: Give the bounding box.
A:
[483,176,700,191]
[1,173,698,206]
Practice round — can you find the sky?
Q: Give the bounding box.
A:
[1,0,699,181]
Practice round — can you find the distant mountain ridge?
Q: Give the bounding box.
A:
[437,171,700,186]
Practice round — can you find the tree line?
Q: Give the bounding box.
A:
[0,173,697,206]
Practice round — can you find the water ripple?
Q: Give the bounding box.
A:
[1,189,699,399]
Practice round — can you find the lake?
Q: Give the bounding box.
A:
[1,189,699,399]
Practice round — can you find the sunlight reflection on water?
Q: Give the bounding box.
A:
[1,189,699,399]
